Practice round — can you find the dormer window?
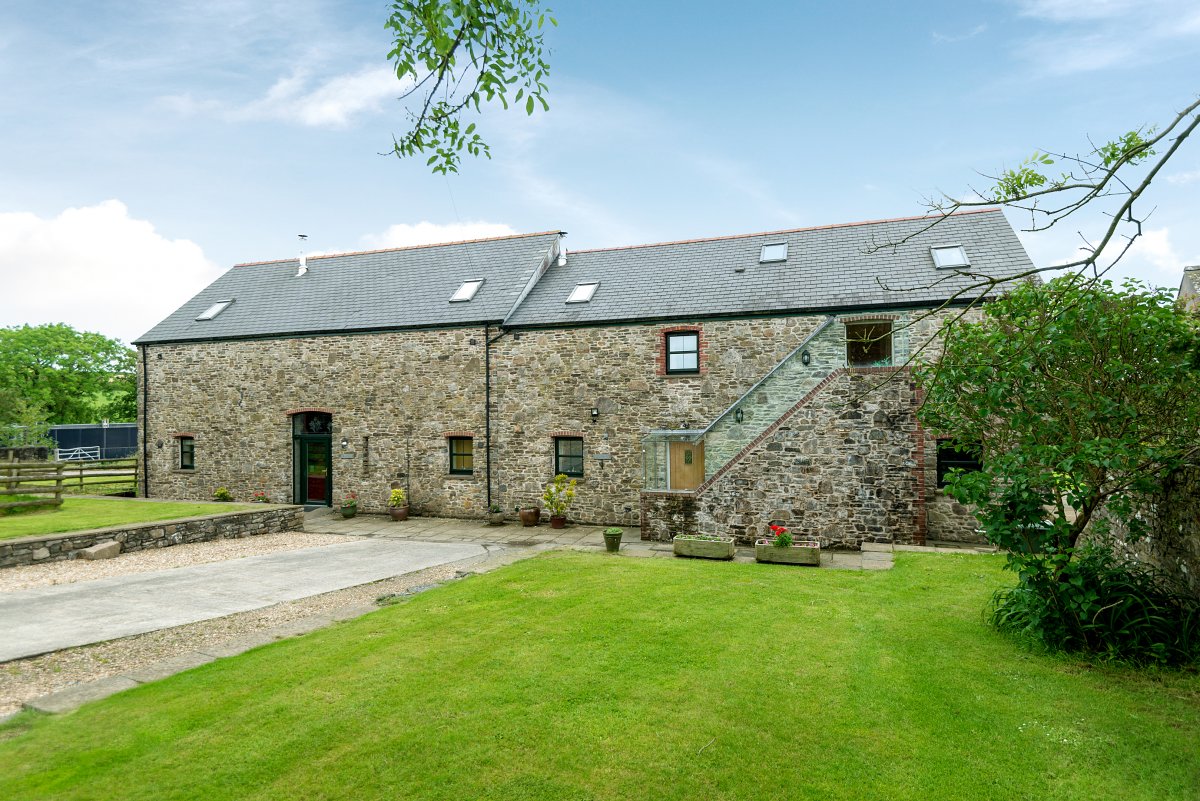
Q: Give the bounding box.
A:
[196,300,233,321]
[567,282,599,303]
[450,279,484,302]
[759,243,788,263]
[931,246,970,269]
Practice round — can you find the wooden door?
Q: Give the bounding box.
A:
[669,441,704,490]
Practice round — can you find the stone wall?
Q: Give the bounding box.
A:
[0,505,304,569]
[140,328,491,517]
[140,306,986,537]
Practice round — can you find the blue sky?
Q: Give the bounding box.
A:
[1,0,1198,344]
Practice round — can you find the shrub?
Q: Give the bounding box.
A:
[989,545,1200,666]
[212,487,233,502]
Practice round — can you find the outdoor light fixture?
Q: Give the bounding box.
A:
[590,407,599,422]
[340,437,349,449]
[735,408,744,423]
[801,350,811,366]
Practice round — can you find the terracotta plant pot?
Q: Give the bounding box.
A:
[519,507,541,527]
[549,515,567,529]
[388,505,409,521]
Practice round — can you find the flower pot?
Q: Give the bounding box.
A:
[488,512,505,526]
[388,505,409,521]
[519,507,540,527]
[673,534,735,560]
[603,529,623,553]
[550,515,567,529]
[755,539,820,566]
[340,506,358,519]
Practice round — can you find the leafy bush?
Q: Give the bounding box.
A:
[989,546,1200,666]
[212,487,233,502]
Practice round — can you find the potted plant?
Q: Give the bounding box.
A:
[602,526,623,553]
[542,473,578,529]
[488,503,505,526]
[386,488,409,521]
[517,504,541,527]
[673,533,735,560]
[755,524,820,566]
[340,492,358,519]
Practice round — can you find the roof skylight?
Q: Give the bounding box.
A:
[195,300,233,321]
[931,245,970,269]
[450,279,484,302]
[567,282,599,303]
[759,242,788,263]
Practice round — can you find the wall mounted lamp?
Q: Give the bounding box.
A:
[801,350,811,366]
[340,437,349,449]
[734,408,744,423]
[590,407,599,422]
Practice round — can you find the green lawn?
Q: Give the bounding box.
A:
[1,552,1197,800]
[0,497,256,541]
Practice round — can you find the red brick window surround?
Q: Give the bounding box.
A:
[659,326,705,376]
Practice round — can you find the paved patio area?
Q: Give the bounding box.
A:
[298,509,982,569]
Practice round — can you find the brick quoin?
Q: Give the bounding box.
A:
[657,325,706,376]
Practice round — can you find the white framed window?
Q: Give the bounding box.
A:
[931,246,970,269]
[450,279,484,302]
[567,282,599,303]
[196,300,233,320]
[759,242,788,263]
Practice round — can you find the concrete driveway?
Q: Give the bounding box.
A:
[0,539,484,662]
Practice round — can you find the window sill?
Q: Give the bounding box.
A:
[172,468,197,474]
[445,473,477,481]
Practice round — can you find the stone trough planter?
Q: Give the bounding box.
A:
[673,534,736,560]
[755,539,821,566]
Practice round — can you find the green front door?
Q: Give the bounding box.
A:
[292,412,333,506]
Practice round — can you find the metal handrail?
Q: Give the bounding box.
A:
[699,315,837,437]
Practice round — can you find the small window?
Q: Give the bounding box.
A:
[448,437,474,475]
[196,300,233,320]
[179,437,195,470]
[931,246,970,269]
[665,332,699,374]
[846,321,893,367]
[759,242,788,263]
[554,437,584,477]
[450,279,484,302]
[937,440,982,487]
[567,282,599,303]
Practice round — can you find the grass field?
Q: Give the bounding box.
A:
[1,551,1196,800]
[0,497,256,541]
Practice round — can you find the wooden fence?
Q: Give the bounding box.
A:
[0,460,65,511]
[59,456,138,493]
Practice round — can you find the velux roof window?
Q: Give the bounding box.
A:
[450,279,484,302]
[759,242,788,263]
[195,300,233,321]
[931,245,970,269]
[567,282,599,303]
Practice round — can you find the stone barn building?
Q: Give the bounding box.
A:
[135,209,1034,547]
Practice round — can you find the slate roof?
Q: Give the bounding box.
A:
[135,232,561,344]
[136,209,1035,344]
[502,209,1033,327]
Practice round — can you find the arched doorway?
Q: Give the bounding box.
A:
[292,411,332,506]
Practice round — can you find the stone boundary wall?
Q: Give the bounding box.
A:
[0,505,304,569]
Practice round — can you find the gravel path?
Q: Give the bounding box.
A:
[0,532,358,593]
[0,560,465,717]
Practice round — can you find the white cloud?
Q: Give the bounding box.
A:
[1009,0,1200,75]
[1166,169,1200,185]
[932,24,988,43]
[0,200,220,344]
[359,221,519,250]
[162,65,406,129]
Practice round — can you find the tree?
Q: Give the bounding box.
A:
[0,324,137,425]
[386,0,555,174]
[917,276,1200,662]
